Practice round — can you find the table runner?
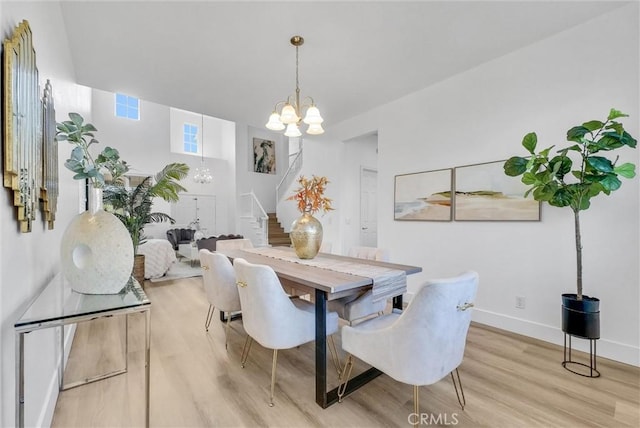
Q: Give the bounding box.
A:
[243,247,407,302]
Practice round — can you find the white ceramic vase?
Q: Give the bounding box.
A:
[60,186,134,294]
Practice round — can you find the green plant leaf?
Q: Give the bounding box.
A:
[504,156,528,176]
[614,163,636,178]
[586,182,604,197]
[521,172,536,185]
[598,173,622,192]
[69,112,84,127]
[608,108,628,121]
[586,156,614,173]
[549,155,572,179]
[81,124,97,132]
[606,122,624,135]
[621,131,637,148]
[582,120,603,132]
[70,146,84,161]
[565,144,582,152]
[549,187,574,207]
[539,145,553,158]
[567,126,589,142]
[522,133,537,153]
[533,182,557,201]
[597,132,626,150]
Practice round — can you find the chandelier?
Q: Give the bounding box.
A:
[193,114,213,184]
[265,35,324,137]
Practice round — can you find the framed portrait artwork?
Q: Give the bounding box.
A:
[454,160,540,221]
[394,169,452,221]
[253,138,276,174]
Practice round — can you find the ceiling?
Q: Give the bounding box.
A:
[59,1,627,132]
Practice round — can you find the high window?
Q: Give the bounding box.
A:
[183,123,198,153]
[115,93,140,120]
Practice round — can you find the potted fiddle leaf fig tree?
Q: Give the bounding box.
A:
[504,108,636,343]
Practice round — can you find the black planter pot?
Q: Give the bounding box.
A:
[561,293,600,339]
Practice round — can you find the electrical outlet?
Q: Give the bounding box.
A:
[516,296,526,309]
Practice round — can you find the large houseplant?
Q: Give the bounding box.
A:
[103,163,189,284]
[503,108,636,341]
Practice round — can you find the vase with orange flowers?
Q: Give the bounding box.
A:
[287,175,334,259]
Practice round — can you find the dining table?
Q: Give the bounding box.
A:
[220,246,422,408]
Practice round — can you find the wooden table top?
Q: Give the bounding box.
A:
[222,247,422,298]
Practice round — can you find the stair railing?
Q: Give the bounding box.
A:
[239,191,269,247]
[276,147,303,203]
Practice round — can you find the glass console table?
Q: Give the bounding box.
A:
[14,273,151,427]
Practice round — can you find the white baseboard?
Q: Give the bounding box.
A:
[472,308,639,367]
[403,292,638,366]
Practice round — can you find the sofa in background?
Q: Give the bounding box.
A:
[196,234,244,252]
[166,228,196,250]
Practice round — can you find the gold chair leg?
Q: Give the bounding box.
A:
[413,385,420,425]
[204,304,214,331]
[337,354,354,403]
[450,368,466,410]
[327,335,342,376]
[269,349,278,407]
[224,312,232,350]
[240,336,253,368]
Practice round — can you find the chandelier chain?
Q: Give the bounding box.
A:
[295,45,300,110]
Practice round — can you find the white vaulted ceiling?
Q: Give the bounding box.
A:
[59,1,628,130]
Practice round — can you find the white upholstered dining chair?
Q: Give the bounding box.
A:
[199,249,242,349]
[233,258,340,406]
[327,246,390,324]
[338,271,479,420]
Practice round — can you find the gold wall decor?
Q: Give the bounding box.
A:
[3,20,42,232]
[41,79,58,229]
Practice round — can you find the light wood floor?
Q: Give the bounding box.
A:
[52,276,640,427]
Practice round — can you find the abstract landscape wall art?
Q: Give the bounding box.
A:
[394,169,452,221]
[454,160,540,221]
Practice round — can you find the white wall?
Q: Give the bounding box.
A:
[330,4,639,365]
[92,91,236,235]
[235,124,287,216]
[1,2,91,427]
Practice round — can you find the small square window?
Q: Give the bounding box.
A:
[183,123,198,154]
[115,93,140,120]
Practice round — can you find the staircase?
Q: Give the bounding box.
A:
[267,213,291,247]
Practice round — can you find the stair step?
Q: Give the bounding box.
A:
[266,213,290,246]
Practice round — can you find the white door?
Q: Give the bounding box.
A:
[171,194,216,235]
[360,168,378,246]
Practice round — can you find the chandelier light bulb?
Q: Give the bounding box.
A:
[280,104,299,125]
[303,105,323,125]
[284,123,302,137]
[265,112,285,131]
[306,123,324,135]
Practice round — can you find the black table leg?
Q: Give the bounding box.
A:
[317,291,384,408]
[219,312,242,322]
[315,289,329,407]
[393,294,403,310]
